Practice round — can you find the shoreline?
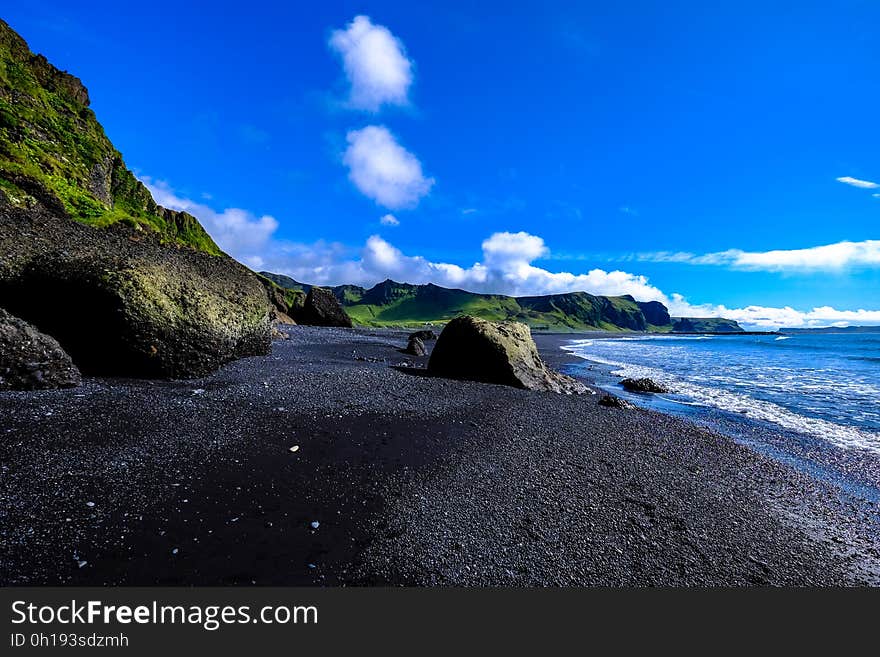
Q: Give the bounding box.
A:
[548,333,880,491]
[1,326,878,585]
[544,332,880,571]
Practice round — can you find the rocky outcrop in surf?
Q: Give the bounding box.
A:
[621,378,668,394]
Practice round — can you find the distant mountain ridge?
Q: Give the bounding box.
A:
[259,272,745,333]
[781,325,880,334]
[668,317,746,333]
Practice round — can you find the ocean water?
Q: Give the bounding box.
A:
[562,332,880,455]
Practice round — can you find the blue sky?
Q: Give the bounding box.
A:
[5,1,880,327]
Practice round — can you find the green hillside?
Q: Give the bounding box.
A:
[344,281,525,326]
[671,317,744,333]
[255,275,740,333]
[0,19,220,254]
[339,281,677,331]
[516,291,650,332]
[260,271,309,293]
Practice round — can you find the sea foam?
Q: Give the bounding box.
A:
[562,341,880,454]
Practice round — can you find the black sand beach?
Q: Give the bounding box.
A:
[1,326,878,586]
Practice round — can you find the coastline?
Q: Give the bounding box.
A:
[543,332,880,572]
[546,332,880,496]
[1,326,878,585]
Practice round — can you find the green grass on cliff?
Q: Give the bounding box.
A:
[344,294,522,326]
[261,275,745,333]
[317,279,648,331]
[671,317,744,333]
[257,274,306,311]
[0,20,221,255]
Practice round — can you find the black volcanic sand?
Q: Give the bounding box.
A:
[1,327,878,586]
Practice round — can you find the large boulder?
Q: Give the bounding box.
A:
[0,307,81,390]
[0,207,273,378]
[295,287,353,328]
[427,315,586,394]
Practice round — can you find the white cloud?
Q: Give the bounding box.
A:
[141,178,278,262]
[667,295,880,330]
[134,184,880,330]
[262,230,669,301]
[379,213,400,226]
[639,240,880,271]
[836,176,878,189]
[482,231,548,266]
[329,15,413,112]
[343,125,434,209]
[260,231,880,330]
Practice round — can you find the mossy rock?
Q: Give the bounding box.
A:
[404,335,426,356]
[428,315,586,394]
[0,206,272,378]
[295,287,353,327]
[257,274,306,317]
